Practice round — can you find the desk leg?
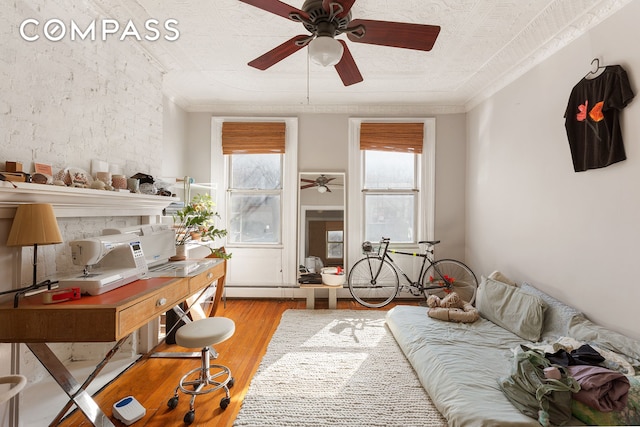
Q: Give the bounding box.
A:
[27,342,119,427]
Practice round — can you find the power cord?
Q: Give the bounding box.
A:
[0,280,58,308]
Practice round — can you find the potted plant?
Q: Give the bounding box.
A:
[173,193,228,259]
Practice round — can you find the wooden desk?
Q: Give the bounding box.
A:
[0,258,226,426]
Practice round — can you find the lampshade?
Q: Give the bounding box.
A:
[7,203,63,247]
[309,36,344,67]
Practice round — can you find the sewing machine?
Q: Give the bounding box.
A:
[103,224,215,277]
[58,233,149,295]
[58,224,214,295]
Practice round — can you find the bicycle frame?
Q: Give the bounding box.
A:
[365,239,442,295]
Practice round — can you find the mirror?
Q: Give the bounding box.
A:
[298,172,345,274]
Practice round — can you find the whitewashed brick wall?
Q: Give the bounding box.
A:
[0,0,164,177]
[0,0,169,400]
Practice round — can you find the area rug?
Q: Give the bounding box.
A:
[234,309,447,427]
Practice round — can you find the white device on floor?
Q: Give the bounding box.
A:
[113,396,146,425]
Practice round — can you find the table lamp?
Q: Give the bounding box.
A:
[6,203,63,296]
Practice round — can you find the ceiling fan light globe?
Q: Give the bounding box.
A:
[309,36,344,67]
[317,185,328,193]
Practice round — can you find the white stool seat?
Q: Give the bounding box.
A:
[176,317,235,349]
[168,317,236,424]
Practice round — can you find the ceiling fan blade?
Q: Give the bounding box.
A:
[322,0,356,18]
[239,0,309,21]
[301,179,317,183]
[300,184,317,189]
[248,35,309,70]
[334,40,363,86]
[347,19,440,51]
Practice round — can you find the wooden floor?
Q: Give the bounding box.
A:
[59,298,416,427]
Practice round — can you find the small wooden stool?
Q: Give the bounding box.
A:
[299,284,338,309]
[167,317,235,425]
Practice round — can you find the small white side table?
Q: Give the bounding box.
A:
[299,284,340,309]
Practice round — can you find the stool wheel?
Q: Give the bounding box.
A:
[167,396,179,410]
[228,377,235,389]
[220,396,231,410]
[184,410,195,425]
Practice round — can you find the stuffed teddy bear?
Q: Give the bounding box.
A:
[426,292,479,323]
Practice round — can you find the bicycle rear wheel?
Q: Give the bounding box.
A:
[422,259,478,304]
[348,256,399,308]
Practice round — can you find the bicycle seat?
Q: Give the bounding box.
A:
[419,240,440,246]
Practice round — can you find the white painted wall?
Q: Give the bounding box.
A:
[181,112,468,294]
[162,96,188,179]
[466,1,640,340]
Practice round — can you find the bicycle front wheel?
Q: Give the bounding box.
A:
[422,259,478,304]
[348,256,399,308]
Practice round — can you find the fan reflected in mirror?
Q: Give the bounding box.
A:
[300,174,341,193]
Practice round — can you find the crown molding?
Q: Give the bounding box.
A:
[185,103,466,116]
[464,0,633,111]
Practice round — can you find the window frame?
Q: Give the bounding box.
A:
[361,149,421,243]
[226,152,284,246]
[326,227,344,261]
[347,118,435,267]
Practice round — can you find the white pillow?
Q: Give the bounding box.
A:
[477,277,546,342]
[488,270,517,286]
[518,282,582,340]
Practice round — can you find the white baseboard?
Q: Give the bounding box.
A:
[224,286,353,300]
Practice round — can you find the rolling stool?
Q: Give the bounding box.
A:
[167,317,235,425]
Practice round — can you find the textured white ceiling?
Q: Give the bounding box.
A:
[95,0,630,112]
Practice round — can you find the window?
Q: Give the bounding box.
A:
[228,154,282,244]
[363,150,418,243]
[221,121,287,246]
[353,121,430,245]
[327,229,344,260]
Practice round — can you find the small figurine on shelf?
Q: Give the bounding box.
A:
[172,193,229,260]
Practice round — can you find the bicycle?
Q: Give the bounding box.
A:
[348,237,478,308]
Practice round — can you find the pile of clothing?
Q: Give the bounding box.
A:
[499,341,632,426]
[546,344,630,413]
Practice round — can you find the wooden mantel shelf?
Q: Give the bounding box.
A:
[0,181,176,219]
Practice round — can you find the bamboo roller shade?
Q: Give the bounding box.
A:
[360,122,424,153]
[222,122,286,154]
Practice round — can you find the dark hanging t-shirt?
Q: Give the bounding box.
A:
[564,65,634,172]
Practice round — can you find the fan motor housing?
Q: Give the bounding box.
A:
[301,0,351,34]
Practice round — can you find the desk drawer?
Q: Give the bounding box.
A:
[190,268,218,293]
[118,278,189,337]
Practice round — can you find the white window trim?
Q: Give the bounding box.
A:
[211,117,298,287]
[347,118,435,271]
